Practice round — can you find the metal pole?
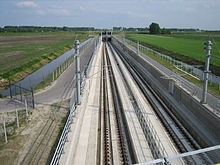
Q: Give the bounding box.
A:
[58,66,60,76]
[163,158,171,165]
[25,99,28,117]
[56,68,58,79]
[201,40,212,104]
[19,84,22,101]
[15,85,17,98]
[53,71,55,82]
[31,87,35,108]
[137,41,140,55]
[9,80,12,98]
[15,107,19,128]
[3,114,8,143]
[75,40,81,105]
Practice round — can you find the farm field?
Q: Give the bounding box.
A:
[0,31,89,88]
[126,32,220,75]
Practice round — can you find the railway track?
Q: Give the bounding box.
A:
[109,40,214,164]
[56,37,218,165]
[96,42,133,165]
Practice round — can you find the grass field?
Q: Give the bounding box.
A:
[126,32,220,75]
[0,31,89,88]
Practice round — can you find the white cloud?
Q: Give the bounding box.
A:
[36,10,45,15]
[48,9,72,16]
[16,1,38,8]
[36,8,72,16]
[185,7,197,13]
[84,7,150,18]
[79,6,86,11]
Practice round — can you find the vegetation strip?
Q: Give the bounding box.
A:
[126,32,220,76]
[0,32,89,90]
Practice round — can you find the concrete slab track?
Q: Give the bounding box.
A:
[59,40,185,165]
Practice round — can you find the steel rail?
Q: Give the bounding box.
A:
[96,42,132,165]
[103,43,114,164]
[110,39,213,165]
[105,42,135,164]
[107,42,167,159]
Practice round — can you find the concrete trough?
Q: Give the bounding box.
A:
[111,37,220,148]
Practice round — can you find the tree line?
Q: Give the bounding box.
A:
[113,27,148,31]
[113,24,171,34]
[0,25,215,34]
[113,23,212,34]
[0,26,95,33]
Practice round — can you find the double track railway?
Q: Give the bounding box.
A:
[59,37,219,165]
[109,39,215,164]
[97,42,133,165]
[96,38,215,165]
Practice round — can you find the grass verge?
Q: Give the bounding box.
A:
[126,33,220,76]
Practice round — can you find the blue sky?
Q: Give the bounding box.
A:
[0,0,220,30]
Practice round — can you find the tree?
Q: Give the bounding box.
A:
[161,28,171,34]
[149,22,161,34]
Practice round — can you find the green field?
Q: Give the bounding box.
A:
[126,32,220,75]
[0,31,89,88]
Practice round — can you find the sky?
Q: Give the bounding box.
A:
[0,0,220,30]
